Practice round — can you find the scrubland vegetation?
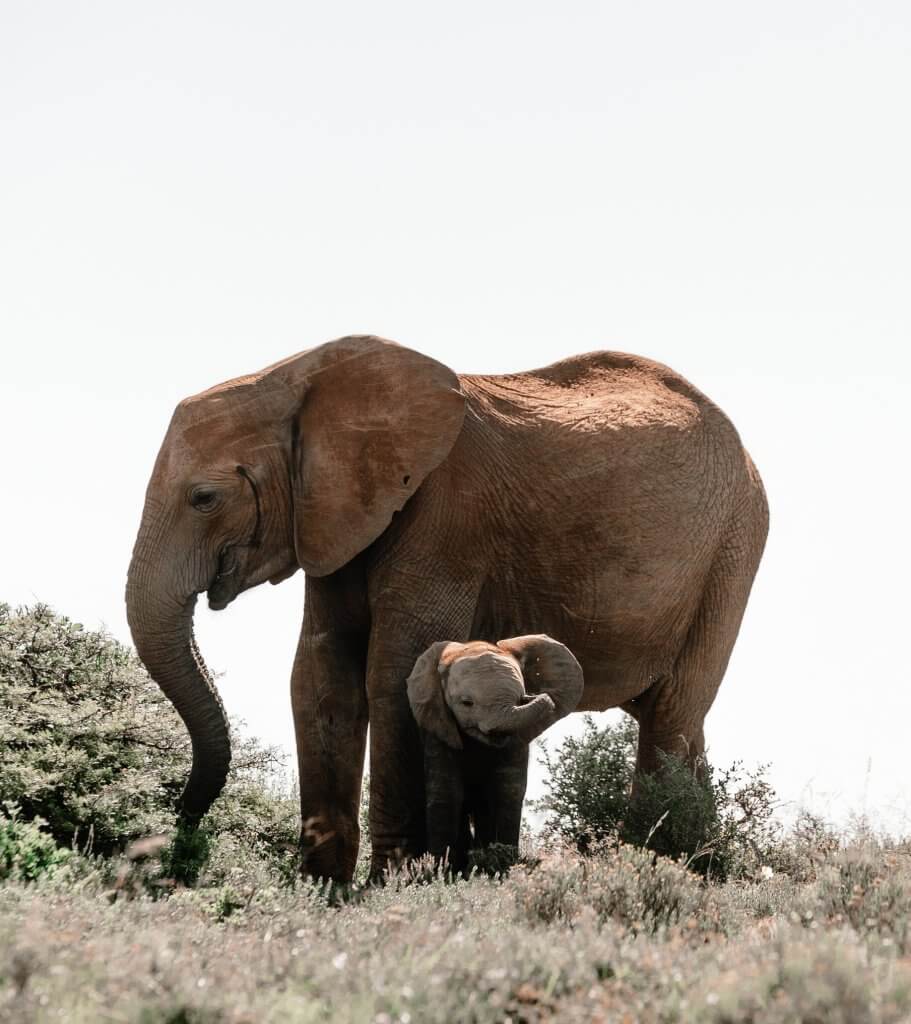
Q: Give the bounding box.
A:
[3,604,911,1023]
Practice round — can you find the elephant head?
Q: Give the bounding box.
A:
[126,336,465,825]
[406,635,584,749]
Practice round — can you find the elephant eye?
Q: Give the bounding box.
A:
[460,698,474,708]
[189,487,219,511]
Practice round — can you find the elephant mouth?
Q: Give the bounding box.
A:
[207,471,264,611]
[469,728,511,749]
[207,550,241,611]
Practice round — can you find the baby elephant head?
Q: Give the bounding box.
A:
[406,634,584,749]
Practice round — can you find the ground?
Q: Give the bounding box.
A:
[3,840,911,1023]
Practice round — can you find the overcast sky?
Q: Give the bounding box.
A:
[2,1,909,827]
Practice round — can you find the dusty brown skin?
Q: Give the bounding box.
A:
[126,335,768,881]
[407,635,583,870]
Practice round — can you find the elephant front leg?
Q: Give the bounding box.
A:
[365,680,429,876]
[422,733,468,872]
[471,742,529,851]
[291,571,370,882]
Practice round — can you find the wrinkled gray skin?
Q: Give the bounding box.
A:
[444,651,552,745]
[407,635,584,869]
[126,335,768,882]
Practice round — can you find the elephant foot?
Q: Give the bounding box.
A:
[368,836,438,883]
[298,816,358,884]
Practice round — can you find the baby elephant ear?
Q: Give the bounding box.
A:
[406,641,463,750]
[496,635,584,723]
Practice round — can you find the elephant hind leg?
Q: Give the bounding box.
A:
[634,521,766,777]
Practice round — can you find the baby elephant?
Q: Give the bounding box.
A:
[407,634,583,871]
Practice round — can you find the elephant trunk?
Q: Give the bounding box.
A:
[488,692,556,745]
[126,522,231,825]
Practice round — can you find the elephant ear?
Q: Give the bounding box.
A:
[269,335,465,577]
[496,635,584,725]
[406,641,463,750]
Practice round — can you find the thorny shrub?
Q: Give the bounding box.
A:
[626,751,780,880]
[537,714,780,880]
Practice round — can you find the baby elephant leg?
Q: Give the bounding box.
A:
[422,732,469,871]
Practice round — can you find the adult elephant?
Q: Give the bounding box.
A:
[125,335,768,881]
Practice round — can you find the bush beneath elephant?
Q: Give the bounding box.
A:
[623,751,780,880]
[537,714,780,880]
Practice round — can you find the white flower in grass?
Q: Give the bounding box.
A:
[760,865,774,880]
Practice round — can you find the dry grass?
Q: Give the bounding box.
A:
[4,840,911,1023]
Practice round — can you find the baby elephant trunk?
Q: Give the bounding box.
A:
[487,692,556,745]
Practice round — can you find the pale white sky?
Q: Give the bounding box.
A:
[2,1,909,827]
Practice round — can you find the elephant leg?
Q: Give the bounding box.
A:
[365,687,425,875]
[422,733,468,871]
[291,568,370,882]
[471,744,529,849]
[634,528,765,777]
[365,588,478,877]
[494,743,530,847]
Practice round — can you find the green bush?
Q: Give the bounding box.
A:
[0,806,70,883]
[537,714,780,880]
[625,752,780,880]
[537,715,637,850]
[622,750,721,867]
[0,603,299,884]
